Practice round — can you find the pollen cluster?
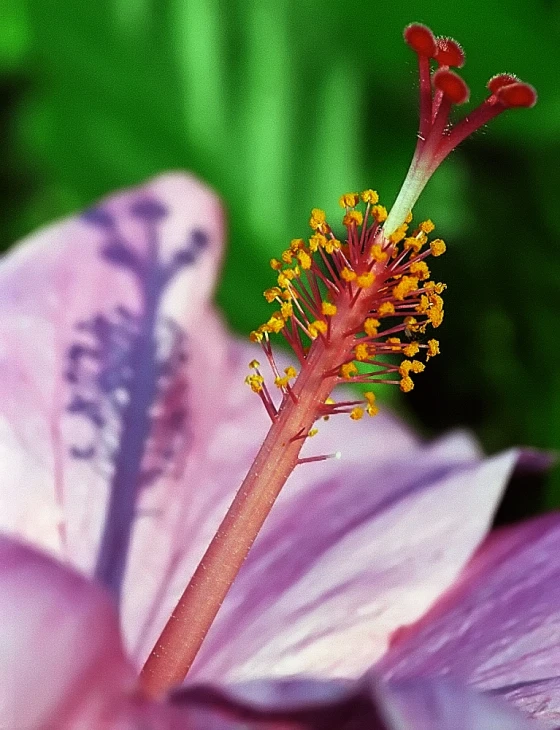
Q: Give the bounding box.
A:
[246,191,446,421]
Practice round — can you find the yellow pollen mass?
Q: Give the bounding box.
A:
[399,359,425,376]
[364,391,376,405]
[361,189,379,205]
[266,315,285,333]
[324,238,341,254]
[387,337,402,352]
[356,271,375,288]
[404,237,423,254]
[280,302,293,318]
[341,267,357,282]
[343,210,363,227]
[249,359,260,369]
[322,301,337,316]
[355,343,370,361]
[410,261,430,280]
[400,375,414,393]
[378,301,395,316]
[428,307,444,328]
[403,342,420,357]
[308,428,319,437]
[389,223,409,244]
[310,208,326,230]
[312,319,328,334]
[430,239,447,256]
[339,192,359,208]
[245,374,264,393]
[264,287,281,303]
[350,407,364,420]
[370,244,388,263]
[420,219,435,233]
[393,276,419,301]
[270,258,283,270]
[371,205,388,223]
[297,250,312,269]
[274,375,290,388]
[309,233,326,252]
[405,212,413,224]
[281,250,294,264]
[404,316,419,330]
[250,329,264,343]
[364,317,380,336]
[284,366,297,378]
[340,362,358,379]
[290,238,305,252]
[427,339,440,359]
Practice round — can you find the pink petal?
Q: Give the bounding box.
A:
[0,173,225,598]
[179,425,520,682]
[378,514,560,727]
[0,535,135,728]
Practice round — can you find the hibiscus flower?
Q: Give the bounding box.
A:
[0,22,548,730]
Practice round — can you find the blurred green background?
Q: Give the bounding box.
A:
[1,0,559,508]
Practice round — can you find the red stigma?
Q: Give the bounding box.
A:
[435,37,465,68]
[404,23,437,57]
[487,73,519,94]
[497,82,538,108]
[433,68,470,104]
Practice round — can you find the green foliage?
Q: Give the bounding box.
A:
[2,0,560,503]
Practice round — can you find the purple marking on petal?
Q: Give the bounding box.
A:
[81,207,116,229]
[66,198,207,601]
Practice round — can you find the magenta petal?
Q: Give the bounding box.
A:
[379,514,560,727]
[182,427,520,682]
[0,536,135,728]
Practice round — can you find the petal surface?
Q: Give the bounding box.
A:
[378,514,560,728]
[181,429,519,682]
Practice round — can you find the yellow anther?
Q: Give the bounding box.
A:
[364,391,376,405]
[284,366,298,379]
[281,249,294,264]
[428,306,444,328]
[325,397,336,405]
[322,301,337,316]
[370,244,388,263]
[403,237,423,254]
[270,258,283,270]
[387,337,402,352]
[309,233,326,252]
[311,319,328,335]
[405,211,413,224]
[339,192,359,208]
[356,271,375,288]
[403,342,420,357]
[340,362,358,379]
[250,329,264,343]
[355,343,370,361]
[266,315,286,333]
[343,210,363,227]
[245,374,264,393]
[409,261,430,281]
[389,223,409,244]
[341,267,357,282]
[264,287,282,303]
[416,294,430,314]
[324,238,341,254]
[420,219,435,234]
[364,392,379,417]
[426,339,440,360]
[371,205,388,223]
[400,375,414,393]
[364,317,380,337]
[378,301,395,316]
[430,239,447,257]
[297,250,312,270]
[424,281,446,294]
[399,359,425,376]
[310,208,326,230]
[280,302,293,318]
[308,428,319,437]
[404,316,419,330]
[393,276,419,301]
[290,238,305,252]
[361,189,379,205]
[249,359,261,369]
[274,376,290,388]
[281,289,293,300]
[350,407,364,420]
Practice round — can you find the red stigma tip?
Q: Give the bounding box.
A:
[487,73,519,94]
[435,37,465,68]
[433,68,470,105]
[496,82,538,108]
[404,23,437,57]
